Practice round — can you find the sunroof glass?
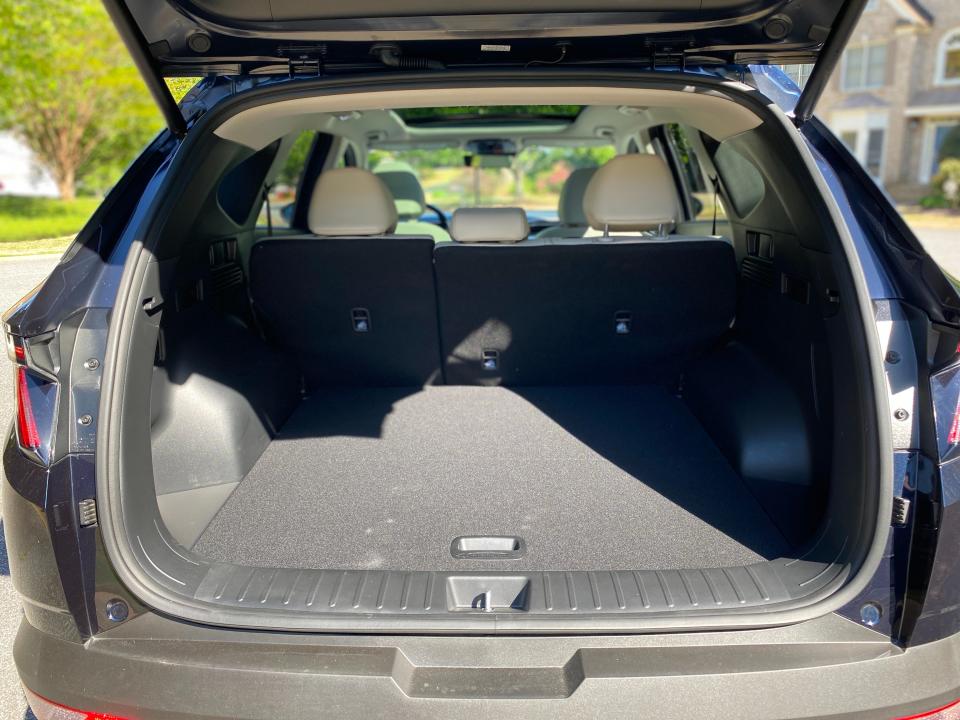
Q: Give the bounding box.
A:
[395,105,583,124]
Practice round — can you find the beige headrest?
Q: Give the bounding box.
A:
[307,167,398,236]
[558,167,598,226]
[583,154,680,233]
[374,162,427,220]
[450,207,530,244]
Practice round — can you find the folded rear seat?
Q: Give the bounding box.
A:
[250,167,441,387]
[434,157,736,386]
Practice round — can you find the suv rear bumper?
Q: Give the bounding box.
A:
[15,612,960,719]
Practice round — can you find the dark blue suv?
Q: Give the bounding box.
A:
[5,0,960,717]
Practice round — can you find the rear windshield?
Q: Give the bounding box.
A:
[369,144,615,213]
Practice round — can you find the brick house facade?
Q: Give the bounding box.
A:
[810,0,960,202]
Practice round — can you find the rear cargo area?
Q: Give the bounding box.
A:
[192,385,788,571]
[109,97,883,630]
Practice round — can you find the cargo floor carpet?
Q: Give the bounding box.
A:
[193,385,789,570]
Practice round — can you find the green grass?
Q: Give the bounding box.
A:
[0,195,98,256]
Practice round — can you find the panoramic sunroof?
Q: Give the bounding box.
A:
[395,105,583,125]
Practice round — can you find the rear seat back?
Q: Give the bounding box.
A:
[435,242,735,385]
[250,168,441,387]
[434,155,736,385]
[536,166,597,241]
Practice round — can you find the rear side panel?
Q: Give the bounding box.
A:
[2,134,176,641]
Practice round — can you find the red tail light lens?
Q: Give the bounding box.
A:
[894,698,960,719]
[932,362,960,462]
[947,393,960,447]
[11,361,57,463]
[23,687,132,720]
[15,366,41,451]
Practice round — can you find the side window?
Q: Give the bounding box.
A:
[218,141,281,226]
[256,130,316,230]
[714,143,765,218]
[337,143,358,168]
[666,124,727,223]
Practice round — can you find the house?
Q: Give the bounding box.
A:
[799,0,960,202]
[0,132,58,197]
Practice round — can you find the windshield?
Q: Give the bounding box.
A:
[368,145,616,214]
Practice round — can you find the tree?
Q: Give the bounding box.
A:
[933,158,960,211]
[0,0,160,200]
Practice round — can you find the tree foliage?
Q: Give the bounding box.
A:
[0,0,160,199]
[933,158,960,210]
[276,131,317,187]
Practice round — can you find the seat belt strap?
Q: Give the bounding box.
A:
[710,175,720,236]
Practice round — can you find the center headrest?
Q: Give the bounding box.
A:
[307,167,398,236]
[374,162,427,220]
[450,207,530,244]
[558,166,598,226]
[583,154,680,233]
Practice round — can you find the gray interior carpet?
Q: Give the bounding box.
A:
[192,385,789,571]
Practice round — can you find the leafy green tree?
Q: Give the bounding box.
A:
[0,0,159,199]
[933,158,960,210]
[276,131,317,187]
[166,78,199,104]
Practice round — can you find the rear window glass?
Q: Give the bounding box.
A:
[219,141,281,225]
[368,144,615,213]
[714,143,765,217]
[394,105,583,125]
[256,130,317,229]
[667,125,727,223]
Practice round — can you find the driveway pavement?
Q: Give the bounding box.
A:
[0,224,957,718]
[914,227,960,279]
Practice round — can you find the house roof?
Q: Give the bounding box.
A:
[832,93,890,111]
[886,0,933,26]
[906,87,960,117]
[911,87,960,108]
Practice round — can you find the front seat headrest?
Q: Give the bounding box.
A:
[583,154,680,233]
[307,167,398,236]
[558,166,598,227]
[450,207,529,244]
[375,161,427,220]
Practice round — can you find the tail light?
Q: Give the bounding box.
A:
[932,360,960,462]
[16,366,42,451]
[895,698,960,719]
[23,687,131,720]
[5,327,58,464]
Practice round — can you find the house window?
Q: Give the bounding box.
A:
[865,128,885,177]
[842,44,888,91]
[936,30,960,85]
[927,123,960,179]
[778,64,814,89]
[831,113,888,182]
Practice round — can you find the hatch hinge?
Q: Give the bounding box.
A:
[288,56,322,77]
[278,44,326,77]
[647,36,693,71]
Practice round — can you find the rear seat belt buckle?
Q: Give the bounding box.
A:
[481,349,499,371]
[352,308,371,333]
[614,311,632,335]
